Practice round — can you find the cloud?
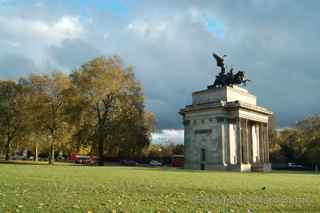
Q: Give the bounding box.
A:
[0,14,85,70]
[0,53,36,79]
[189,7,224,38]
[134,0,320,128]
[0,15,83,46]
[152,129,184,144]
[127,20,169,39]
[0,1,319,130]
[48,38,102,71]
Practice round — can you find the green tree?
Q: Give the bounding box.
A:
[297,115,320,167]
[305,138,320,167]
[273,115,320,166]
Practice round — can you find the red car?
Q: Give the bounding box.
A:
[72,155,96,164]
[171,155,184,167]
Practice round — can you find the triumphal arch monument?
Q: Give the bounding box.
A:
[180,53,273,172]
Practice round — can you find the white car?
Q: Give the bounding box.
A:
[149,160,162,166]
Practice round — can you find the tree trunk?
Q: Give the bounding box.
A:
[35,142,39,162]
[97,131,104,166]
[49,137,55,165]
[5,138,11,160]
[97,139,104,166]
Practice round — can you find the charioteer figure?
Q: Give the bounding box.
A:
[209,52,250,88]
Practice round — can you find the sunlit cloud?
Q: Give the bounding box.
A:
[152,129,184,144]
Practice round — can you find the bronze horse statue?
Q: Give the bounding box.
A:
[210,53,250,88]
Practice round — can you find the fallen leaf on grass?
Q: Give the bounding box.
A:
[73,204,80,209]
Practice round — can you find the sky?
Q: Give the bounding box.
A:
[0,0,319,144]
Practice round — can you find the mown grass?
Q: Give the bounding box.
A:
[0,164,319,213]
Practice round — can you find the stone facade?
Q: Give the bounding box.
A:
[179,86,273,172]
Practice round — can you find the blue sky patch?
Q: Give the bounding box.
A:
[204,16,225,38]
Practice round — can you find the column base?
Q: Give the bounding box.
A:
[184,162,272,172]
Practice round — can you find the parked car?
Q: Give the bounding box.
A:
[149,160,162,167]
[171,155,184,167]
[121,160,138,166]
[11,155,27,160]
[56,156,66,161]
[75,155,96,164]
[288,162,304,169]
[38,157,48,161]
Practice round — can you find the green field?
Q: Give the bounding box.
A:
[0,164,319,212]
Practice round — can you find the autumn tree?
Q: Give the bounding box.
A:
[110,89,155,158]
[0,81,27,160]
[22,72,71,164]
[69,56,154,165]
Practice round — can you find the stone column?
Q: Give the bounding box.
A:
[247,120,250,163]
[224,118,229,165]
[258,123,261,163]
[240,118,248,164]
[236,118,242,165]
[240,118,247,163]
[265,123,270,163]
[251,122,260,163]
[248,121,253,163]
[259,122,265,163]
[217,117,226,165]
[182,118,191,167]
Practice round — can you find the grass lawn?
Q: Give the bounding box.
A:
[0,163,319,212]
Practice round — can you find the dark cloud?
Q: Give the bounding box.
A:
[0,53,36,79]
[0,1,319,129]
[49,39,102,70]
[133,0,320,128]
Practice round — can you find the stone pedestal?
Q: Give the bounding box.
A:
[179,86,272,172]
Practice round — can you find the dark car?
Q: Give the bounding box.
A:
[149,160,162,167]
[120,160,138,166]
[288,162,304,170]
